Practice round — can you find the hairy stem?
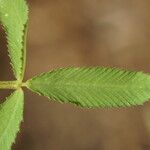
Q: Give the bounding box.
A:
[0,81,21,89]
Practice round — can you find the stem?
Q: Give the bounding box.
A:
[0,81,21,89]
[21,82,28,87]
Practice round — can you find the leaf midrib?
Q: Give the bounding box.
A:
[30,80,148,90]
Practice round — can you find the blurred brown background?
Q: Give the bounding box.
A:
[0,0,150,149]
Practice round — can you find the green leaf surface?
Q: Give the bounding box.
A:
[0,0,28,80]
[0,89,24,150]
[26,67,150,108]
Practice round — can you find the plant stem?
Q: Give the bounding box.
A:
[0,81,20,89]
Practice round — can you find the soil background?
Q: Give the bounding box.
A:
[0,0,150,150]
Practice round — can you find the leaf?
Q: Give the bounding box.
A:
[26,67,150,108]
[0,89,24,150]
[0,0,28,80]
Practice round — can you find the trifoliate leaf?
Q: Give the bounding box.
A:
[0,0,28,80]
[26,67,150,108]
[0,89,24,150]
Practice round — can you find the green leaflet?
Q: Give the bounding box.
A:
[0,89,24,150]
[0,0,28,80]
[26,67,150,108]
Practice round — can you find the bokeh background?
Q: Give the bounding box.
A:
[0,0,150,149]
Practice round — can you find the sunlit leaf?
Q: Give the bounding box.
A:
[26,67,150,108]
[0,89,24,150]
[0,0,28,79]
